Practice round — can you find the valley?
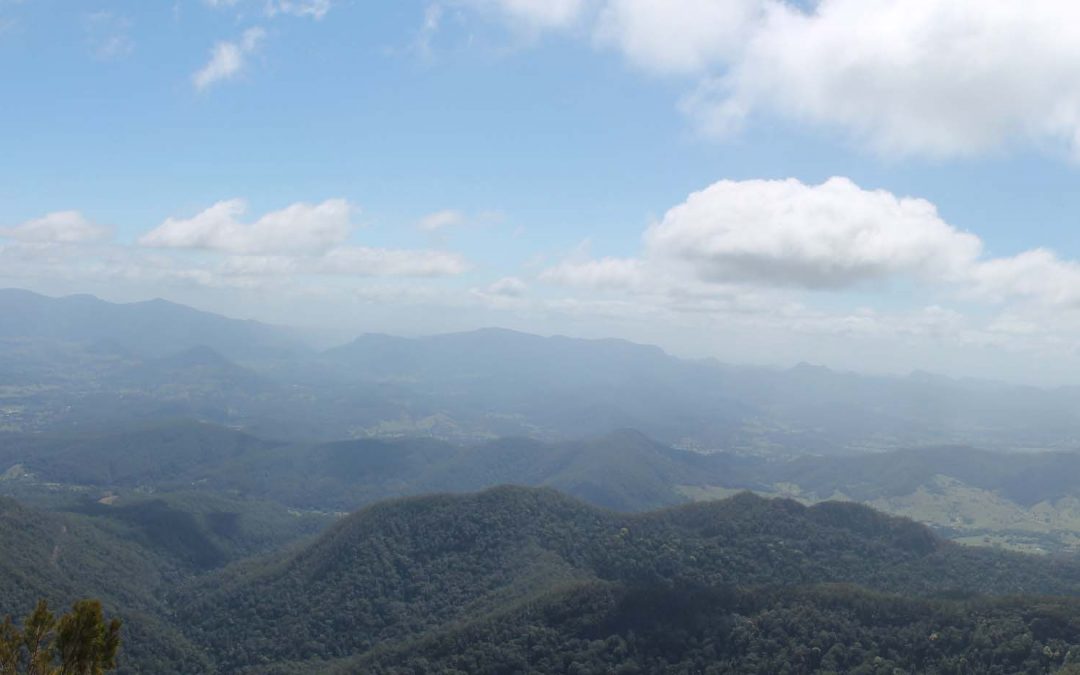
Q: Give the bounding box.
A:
[4,293,1080,672]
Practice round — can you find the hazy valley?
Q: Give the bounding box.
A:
[5,291,1080,671]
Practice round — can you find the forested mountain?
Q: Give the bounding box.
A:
[172,488,1080,672]
[0,496,210,673]
[9,291,1080,671]
[343,583,1080,674]
[8,289,1080,454]
[7,477,1080,672]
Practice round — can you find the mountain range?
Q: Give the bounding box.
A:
[5,288,1080,455]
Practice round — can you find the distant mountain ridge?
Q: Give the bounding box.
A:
[11,420,1080,555]
[6,288,1080,453]
[0,288,305,362]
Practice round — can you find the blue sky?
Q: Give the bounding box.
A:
[5,0,1080,383]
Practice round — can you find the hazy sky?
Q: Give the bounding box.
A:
[5,0,1080,382]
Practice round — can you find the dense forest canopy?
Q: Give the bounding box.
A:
[6,484,1080,672]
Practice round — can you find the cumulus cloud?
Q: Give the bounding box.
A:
[645,177,982,288]
[0,209,469,301]
[466,0,1080,158]
[698,0,1080,156]
[192,27,265,90]
[1,211,111,244]
[132,198,470,282]
[594,0,761,74]
[140,198,352,255]
[538,176,1080,322]
[968,249,1080,308]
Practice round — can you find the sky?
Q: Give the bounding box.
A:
[5,0,1080,383]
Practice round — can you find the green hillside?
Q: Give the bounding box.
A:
[175,487,1080,672]
[340,583,1080,675]
[6,482,1080,672]
[14,421,1080,556]
[0,497,209,673]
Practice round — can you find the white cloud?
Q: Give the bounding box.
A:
[192,26,265,90]
[538,176,1080,324]
[140,198,352,254]
[418,209,466,231]
[645,177,982,289]
[594,0,761,74]
[1,211,111,244]
[467,0,1080,158]
[700,0,1080,157]
[134,197,469,281]
[968,249,1080,308]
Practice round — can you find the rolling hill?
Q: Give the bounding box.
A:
[7,481,1080,672]
[11,421,1080,554]
[175,487,1080,673]
[0,496,210,673]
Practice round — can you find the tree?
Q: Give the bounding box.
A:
[0,600,121,675]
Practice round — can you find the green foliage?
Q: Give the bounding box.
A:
[53,601,121,675]
[0,498,207,674]
[0,600,120,675]
[0,423,701,511]
[9,479,1080,672]
[342,583,1080,675]
[176,487,1080,672]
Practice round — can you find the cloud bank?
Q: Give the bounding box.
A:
[542,176,1080,315]
[468,0,1080,158]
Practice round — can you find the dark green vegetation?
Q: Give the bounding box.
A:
[0,422,713,512]
[0,497,210,673]
[8,475,1080,672]
[174,488,1080,672]
[344,584,1080,675]
[1,599,121,675]
[9,288,1080,454]
[12,420,1080,553]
